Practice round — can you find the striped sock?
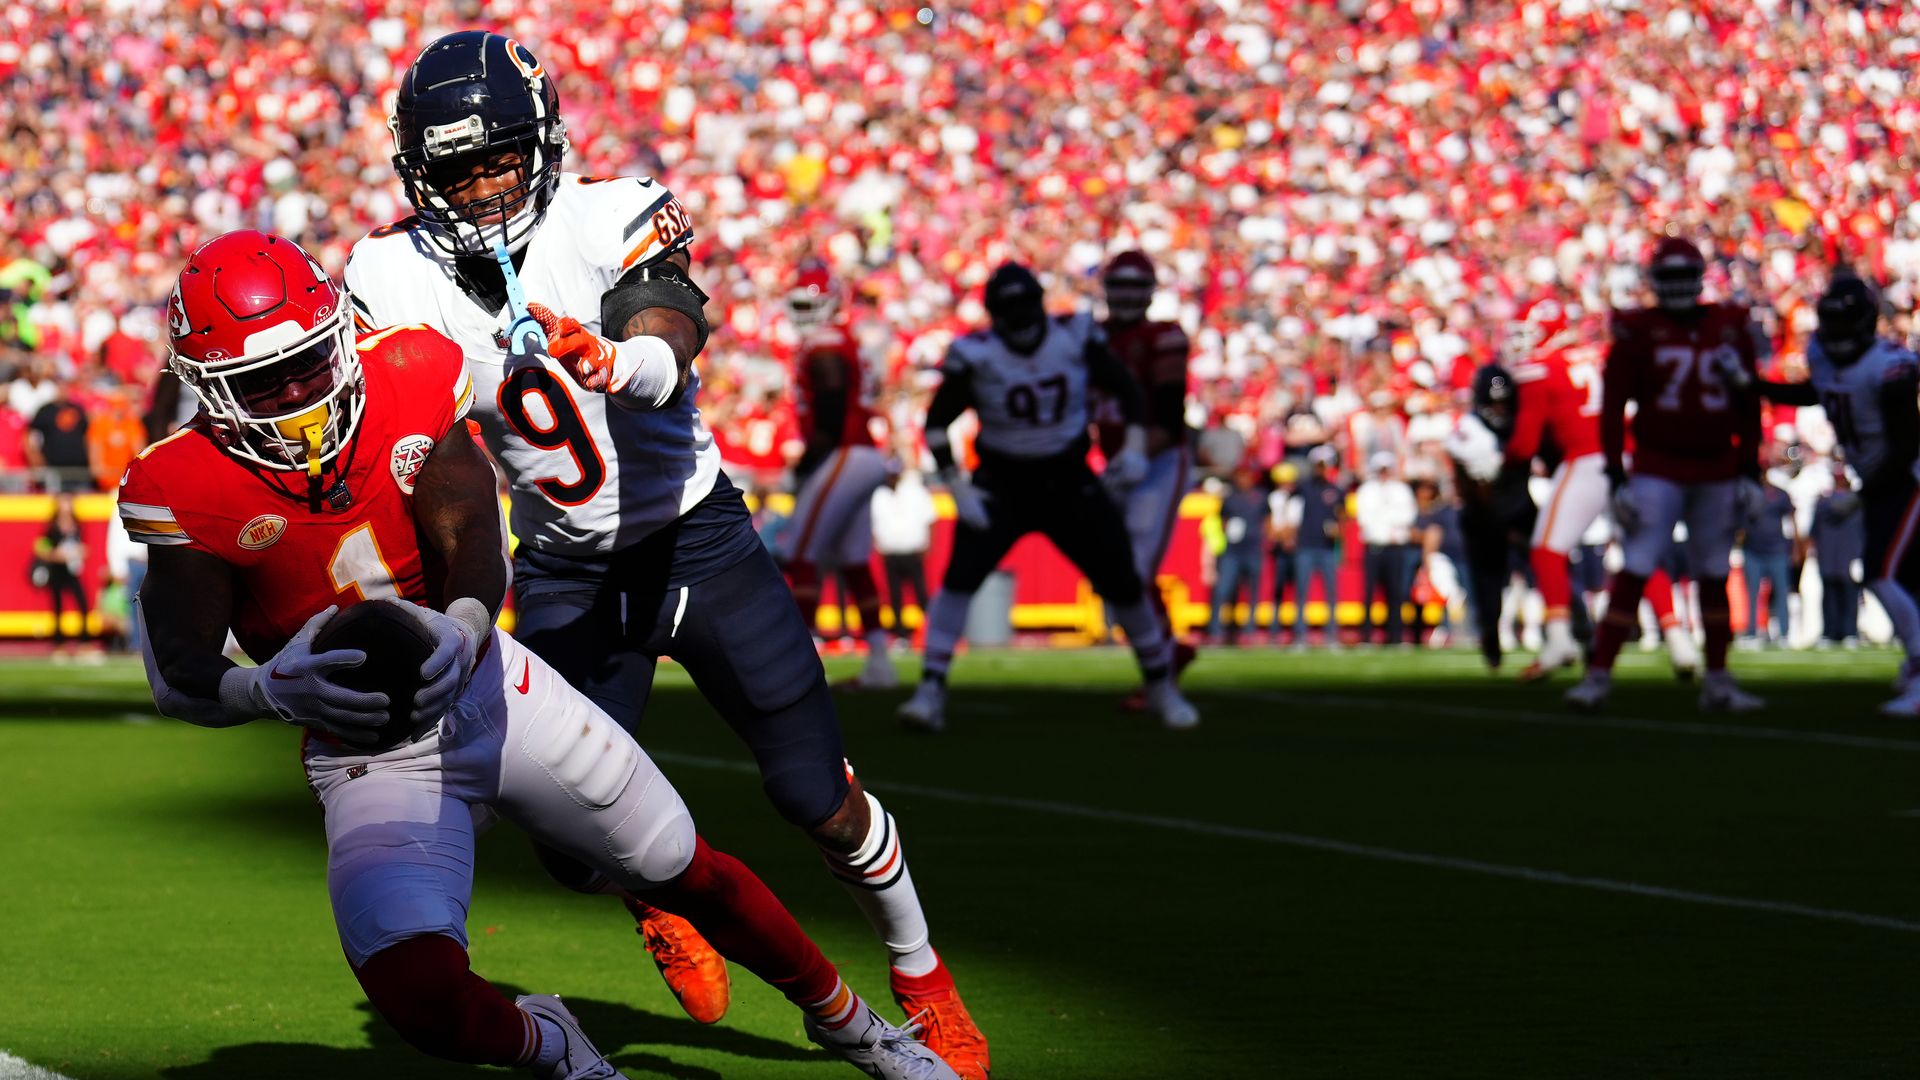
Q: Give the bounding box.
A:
[807,977,861,1030]
[820,791,935,975]
[523,1008,565,1068]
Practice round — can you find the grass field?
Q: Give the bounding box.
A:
[2,645,1917,1079]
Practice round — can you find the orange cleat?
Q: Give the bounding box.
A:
[891,958,990,1079]
[624,897,730,1025]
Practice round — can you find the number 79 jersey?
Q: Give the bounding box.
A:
[345,172,720,557]
[944,313,1101,461]
[1606,304,1762,483]
[116,326,475,664]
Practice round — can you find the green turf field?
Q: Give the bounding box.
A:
[2,646,1916,1078]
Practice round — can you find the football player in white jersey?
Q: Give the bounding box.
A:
[345,32,986,1079]
[897,263,1200,732]
[1760,273,1920,717]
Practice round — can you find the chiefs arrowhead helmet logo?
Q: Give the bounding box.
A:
[167,284,192,342]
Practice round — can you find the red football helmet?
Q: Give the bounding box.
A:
[1647,236,1706,310]
[167,231,364,471]
[786,258,841,329]
[1102,250,1156,324]
[1502,296,1572,364]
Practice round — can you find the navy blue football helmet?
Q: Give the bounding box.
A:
[985,263,1048,353]
[389,31,569,257]
[1814,271,1880,366]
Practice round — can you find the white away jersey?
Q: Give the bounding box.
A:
[942,313,1101,460]
[345,173,719,555]
[1807,337,1920,479]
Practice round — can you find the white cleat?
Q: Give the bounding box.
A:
[851,650,900,690]
[896,680,947,733]
[1519,622,1581,682]
[1564,671,1612,713]
[1664,625,1699,682]
[806,1003,960,1079]
[1877,683,1920,719]
[1698,671,1765,714]
[515,994,628,1080]
[1145,679,1200,730]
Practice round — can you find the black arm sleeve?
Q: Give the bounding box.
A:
[1755,378,1820,407]
[602,260,712,355]
[924,366,976,472]
[1874,373,1920,488]
[1085,338,1145,424]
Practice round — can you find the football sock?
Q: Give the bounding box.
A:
[353,934,534,1065]
[527,1011,568,1069]
[1531,547,1572,618]
[1589,572,1646,674]
[1868,577,1920,662]
[786,560,822,630]
[1645,567,1678,627]
[1112,597,1173,682]
[921,589,971,682]
[818,791,936,977]
[641,836,842,1010]
[806,977,861,1030]
[1699,576,1732,672]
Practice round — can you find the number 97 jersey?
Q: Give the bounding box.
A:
[117,326,476,664]
[944,312,1101,461]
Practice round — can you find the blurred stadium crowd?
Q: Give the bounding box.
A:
[2,0,1918,642]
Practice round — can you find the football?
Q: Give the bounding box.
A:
[311,599,438,750]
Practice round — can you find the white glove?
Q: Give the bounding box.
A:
[1610,483,1642,534]
[380,596,491,726]
[229,606,389,745]
[1103,425,1150,497]
[942,468,992,531]
[1734,477,1766,522]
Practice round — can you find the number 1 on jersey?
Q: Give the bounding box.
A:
[329,522,399,601]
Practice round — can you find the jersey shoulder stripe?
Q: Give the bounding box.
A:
[553,173,693,278]
[118,426,221,548]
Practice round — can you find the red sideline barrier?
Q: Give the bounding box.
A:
[0,492,1751,640]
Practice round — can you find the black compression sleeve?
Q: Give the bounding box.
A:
[924,368,975,472]
[1085,338,1145,423]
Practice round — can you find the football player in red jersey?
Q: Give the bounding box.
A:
[127,232,955,1080]
[1096,252,1197,705]
[1566,237,1767,713]
[774,258,900,688]
[1503,298,1697,682]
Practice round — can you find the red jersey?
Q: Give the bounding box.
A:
[791,322,877,450]
[1095,318,1188,456]
[1602,304,1763,484]
[1506,344,1604,464]
[117,325,474,663]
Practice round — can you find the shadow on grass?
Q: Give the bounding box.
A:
[158,996,818,1080]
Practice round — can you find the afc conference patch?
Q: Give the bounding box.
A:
[390,434,436,495]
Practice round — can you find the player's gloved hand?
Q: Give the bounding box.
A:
[1103,425,1150,497]
[380,596,491,726]
[239,606,389,745]
[528,303,617,391]
[941,467,992,531]
[1610,482,1642,533]
[1734,476,1766,522]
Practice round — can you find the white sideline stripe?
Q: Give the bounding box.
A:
[653,751,1920,935]
[1243,691,1920,753]
[0,1052,79,1080]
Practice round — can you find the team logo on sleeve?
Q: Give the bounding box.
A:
[390,434,436,494]
[237,514,288,551]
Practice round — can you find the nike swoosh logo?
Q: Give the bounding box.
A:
[516,659,531,695]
